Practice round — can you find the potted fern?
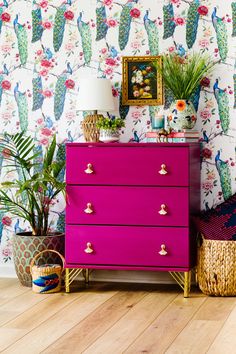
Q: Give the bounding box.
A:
[97,116,125,143]
[160,52,215,130]
[0,132,66,286]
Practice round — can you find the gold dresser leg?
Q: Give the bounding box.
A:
[169,270,191,298]
[65,268,84,293]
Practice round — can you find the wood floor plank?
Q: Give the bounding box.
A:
[165,296,236,354]
[124,290,206,354]
[42,288,149,353]
[82,289,179,354]
[0,281,29,306]
[2,285,118,353]
[207,303,236,354]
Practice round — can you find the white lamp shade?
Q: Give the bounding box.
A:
[77,78,115,111]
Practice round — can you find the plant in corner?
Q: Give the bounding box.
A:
[0,132,66,286]
[96,116,125,143]
[159,52,215,131]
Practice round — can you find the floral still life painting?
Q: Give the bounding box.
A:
[122,56,163,106]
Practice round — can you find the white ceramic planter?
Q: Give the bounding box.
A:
[167,100,197,131]
[99,129,120,143]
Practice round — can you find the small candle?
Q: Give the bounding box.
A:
[151,115,165,130]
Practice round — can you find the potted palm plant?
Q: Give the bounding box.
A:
[0,132,66,286]
[159,52,215,130]
[97,116,125,143]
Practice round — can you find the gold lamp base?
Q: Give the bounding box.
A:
[81,114,102,142]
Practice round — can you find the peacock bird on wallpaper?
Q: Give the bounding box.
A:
[96,2,108,41]
[0,0,8,34]
[186,0,200,49]
[32,2,43,43]
[14,82,28,132]
[118,0,138,51]
[143,10,159,55]
[32,69,44,111]
[54,62,72,121]
[213,79,230,134]
[215,150,232,201]
[53,0,71,52]
[77,12,92,65]
[212,7,228,62]
[163,2,175,40]
[0,64,9,107]
[14,14,28,66]
[232,2,236,37]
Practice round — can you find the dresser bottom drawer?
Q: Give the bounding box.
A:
[66,225,190,268]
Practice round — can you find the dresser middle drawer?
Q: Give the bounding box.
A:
[66,186,189,227]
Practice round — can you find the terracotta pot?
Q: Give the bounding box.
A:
[12,232,64,287]
[167,99,197,131]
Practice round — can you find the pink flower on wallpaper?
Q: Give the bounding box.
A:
[201,148,212,159]
[200,109,212,120]
[107,19,117,27]
[202,180,214,191]
[37,49,43,56]
[2,216,12,226]
[42,90,53,98]
[198,38,210,48]
[131,40,141,50]
[103,0,113,6]
[130,8,141,18]
[40,0,48,8]
[37,118,44,125]
[168,46,175,53]
[39,69,48,77]
[43,21,52,29]
[2,247,12,258]
[1,111,12,122]
[1,80,11,90]
[132,110,142,119]
[104,67,113,76]
[1,12,11,22]
[65,79,75,89]
[64,11,74,20]
[1,44,11,53]
[41,127,53,136]
[198,6,209,16]
[65,42,75,51]
[101,48,107,54]
[207,171,216,180]
[65,111,76,121]
[40,138,49,145]
[105,58,117,66]
[200,77,210,87]
[174,17,185,25]
[171,0,180,4]
[41,59,52,68]
[2,148,11,158]
[112,87,119,97]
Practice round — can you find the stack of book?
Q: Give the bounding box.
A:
[145,130,200,143]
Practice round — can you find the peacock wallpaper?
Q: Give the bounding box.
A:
[0,0,236,269]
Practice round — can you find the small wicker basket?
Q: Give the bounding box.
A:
[30,249,65,294]
[197,235,236,296]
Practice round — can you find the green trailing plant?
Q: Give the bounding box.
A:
[158,52,215,100]
[0,132,65,236]
[96,116,125,131]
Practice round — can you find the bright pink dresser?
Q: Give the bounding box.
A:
[65,142,200,296]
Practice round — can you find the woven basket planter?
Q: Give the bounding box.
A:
[197,235,236,296]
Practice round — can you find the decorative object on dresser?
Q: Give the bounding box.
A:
[146,130,200,143]
[77,78,115,142]
[65,142,200,297]
[159,53,215,131]
[122,56,163,106]
[96,116,125,143]
[0,133,66,287]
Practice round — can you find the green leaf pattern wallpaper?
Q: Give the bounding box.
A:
[0,0,235,266]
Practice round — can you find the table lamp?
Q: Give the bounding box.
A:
[77,78,115,142]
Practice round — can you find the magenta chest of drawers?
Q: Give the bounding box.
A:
[65,142,200,296]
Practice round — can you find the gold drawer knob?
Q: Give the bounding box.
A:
[158,164,168,175]
[84,163,94,174]
[158,204,167,215]
[84,242,93,254]
[159,244,167,256]
[84,203,93,214]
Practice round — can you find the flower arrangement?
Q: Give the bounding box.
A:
[159,52,215,100]
[96,116,125,131]
[0,133,65,236]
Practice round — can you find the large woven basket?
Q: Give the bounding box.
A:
[197,235,236,296]
[30,250,65,294]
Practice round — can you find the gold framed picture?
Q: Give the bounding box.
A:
[122,56,163,106]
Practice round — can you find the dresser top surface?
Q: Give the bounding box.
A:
[66,142,199,148]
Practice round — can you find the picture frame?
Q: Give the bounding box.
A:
[122,56,163,106]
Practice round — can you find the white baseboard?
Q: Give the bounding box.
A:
[0,264,17,278]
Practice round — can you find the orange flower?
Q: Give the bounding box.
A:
[176,100,186,111]
[167,115,173,121]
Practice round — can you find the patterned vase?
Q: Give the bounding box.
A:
[12,232,65,287]
[167,100,197,131]
[99,129,120,143]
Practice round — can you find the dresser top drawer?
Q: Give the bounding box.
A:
[66,143,194,186]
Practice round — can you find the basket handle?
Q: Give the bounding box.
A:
[30,249,65,274]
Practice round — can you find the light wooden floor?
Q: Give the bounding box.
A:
[0,278,236,354]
